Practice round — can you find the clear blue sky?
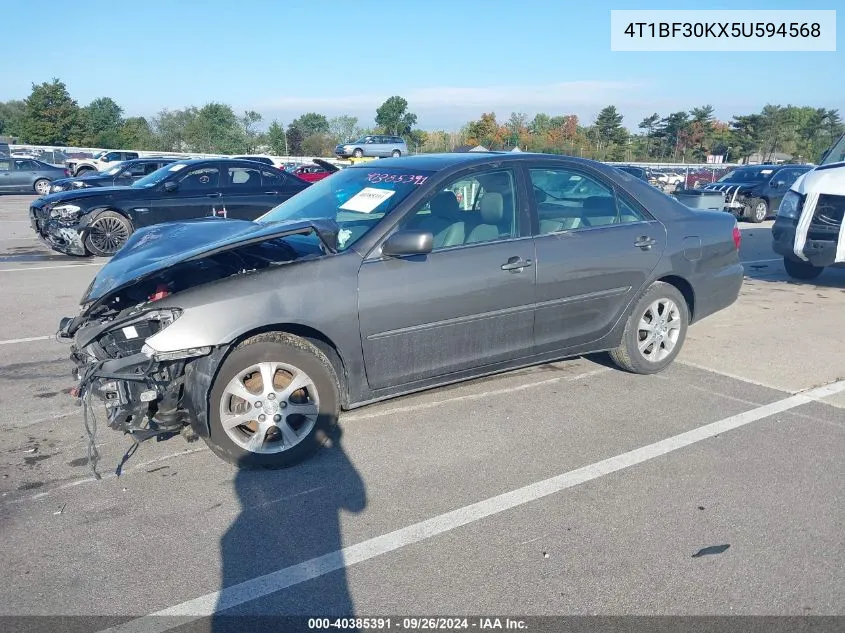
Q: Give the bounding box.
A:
[2,0,842,131]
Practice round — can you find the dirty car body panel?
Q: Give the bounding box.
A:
[59,152,743,467]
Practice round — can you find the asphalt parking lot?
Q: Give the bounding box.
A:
[1,193,844,626]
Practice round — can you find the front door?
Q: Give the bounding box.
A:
[140,165,223,227]
[527,164,667,353]
[357,166,536,390]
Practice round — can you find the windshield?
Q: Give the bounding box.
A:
[257,166,435,251]
[718,168,774,182]
[92,151,107,160]
[132,162,188,188]
[819,133,845,166]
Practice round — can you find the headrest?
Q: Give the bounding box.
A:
[582,195,616,216]
[429,190,460,219]
[480,192,504,224]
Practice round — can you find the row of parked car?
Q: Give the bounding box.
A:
[28,156,343,256]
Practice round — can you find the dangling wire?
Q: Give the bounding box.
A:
[83,389,102,480]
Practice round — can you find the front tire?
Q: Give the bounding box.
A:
[783,257,824,280]
[609,281,689,375]
[83,210,133,256]
[353,148,363,158]
[747,198,768,223]
[206,333,340,469]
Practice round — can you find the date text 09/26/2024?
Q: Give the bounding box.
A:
[308,617,528,630]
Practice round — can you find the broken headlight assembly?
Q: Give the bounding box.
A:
[49,203,82,220]
[136,307,212,361]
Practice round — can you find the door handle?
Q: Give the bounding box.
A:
[264,190,278,195]
[206,192,222,198]
[634,236,657,250]
[501,257,533,272]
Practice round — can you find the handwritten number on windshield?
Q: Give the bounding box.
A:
[367,173,428,185]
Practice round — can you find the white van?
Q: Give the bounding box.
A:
[772,133,845,279]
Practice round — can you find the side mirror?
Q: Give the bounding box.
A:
[772,180,784,188]
[382,230,433,257]
[162,180,178,193]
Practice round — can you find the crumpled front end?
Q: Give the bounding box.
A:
[61,306,213,443]
[29,201,88,256]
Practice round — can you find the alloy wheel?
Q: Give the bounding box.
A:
[636,299,682,363]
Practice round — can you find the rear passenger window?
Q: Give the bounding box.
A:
[261,169,286,188]
[227,167,261,189]
[529,168,643,234]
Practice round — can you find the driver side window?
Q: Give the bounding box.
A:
[179,167,219,191]
[397,169,520,250]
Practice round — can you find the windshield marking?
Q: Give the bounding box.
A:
[367,172,429,185]
[339,187,396,213]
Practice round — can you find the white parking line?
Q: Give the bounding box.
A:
[0,262,104,272]
[0,334,55,346]
[99,379,845,633]
[742,258,783,266]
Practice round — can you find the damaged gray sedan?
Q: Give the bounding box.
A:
[60,152,744,469]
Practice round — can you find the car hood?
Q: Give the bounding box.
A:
[703,181,760,190]
[80,217,340,306]
[36,185,130,205]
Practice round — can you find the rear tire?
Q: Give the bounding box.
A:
[206,333,340,469]
[391,150,401,157]
[783,257,824,280]
[747,198,768,223]
[33,179,50,195]
[609,281,689,375]
[83,210,133,256]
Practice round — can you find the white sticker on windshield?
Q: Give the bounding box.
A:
[337,228,353,248]
[339,187,395,213]
[168,164,187,171]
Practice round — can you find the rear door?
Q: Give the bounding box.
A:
[526,162,667,354]
[0,159,12,190]
[220,162,266,219]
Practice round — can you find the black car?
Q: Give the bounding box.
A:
[30,158,311,257]
[700,164,812,222]
[48,157,181,193]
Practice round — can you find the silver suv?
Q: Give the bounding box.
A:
[335,135,408,158]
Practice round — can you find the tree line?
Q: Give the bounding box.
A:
[1,79,842,164]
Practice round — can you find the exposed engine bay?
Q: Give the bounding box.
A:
[59,228,331,476]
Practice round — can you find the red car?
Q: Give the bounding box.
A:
[291,160,339,182]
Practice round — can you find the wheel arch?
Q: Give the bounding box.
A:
[184,322,350,439]
[655,274,696,322]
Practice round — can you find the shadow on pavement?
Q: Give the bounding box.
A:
[212,425,366,632]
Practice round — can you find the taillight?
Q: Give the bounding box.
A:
[732,225,741,250]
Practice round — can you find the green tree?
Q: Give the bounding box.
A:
[286,126,305,155]
[20,78,84,145]
[265,120,288,155]
[240,110,263,153]
[185,103,242,153]
[151,107,198,152]
[120,117,154,150]
[0,100,26,138]
[84,97,124,145]
[375,96,417,136]
[328,115,359,143]
[289,112,330,137]
[301,133,336,157]
[729,114,765,162]
[638,113,661,157]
